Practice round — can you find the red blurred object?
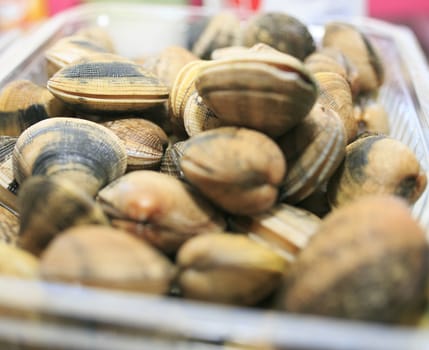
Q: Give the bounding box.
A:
[47,0,80,16]
[228,0,260,11]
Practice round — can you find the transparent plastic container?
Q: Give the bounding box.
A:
[0,3,429,349]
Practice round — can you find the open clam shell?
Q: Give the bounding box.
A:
[47,53,169,114]
[13,117,127,196]
[195,51,318,137]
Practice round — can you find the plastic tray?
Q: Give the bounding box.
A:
[0,3,429,349]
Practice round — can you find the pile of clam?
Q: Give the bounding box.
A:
[0,12,428,325]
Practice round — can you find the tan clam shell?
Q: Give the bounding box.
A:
[47,53,169,114]
[177,232,287,305]
[168,60,211,136]
[96,170,226,254]
[75,26,115,53]
[45,35,110,77]
[143,46,198,89]
[195,51,318,137]
[18,176,109,256]
[13,117,127,196]
[354,100,390,136]
[180,127,286,215]
[230,203,321,262]
[0,242,39,278]
[101,118,168,171]
[327,134,427,207]
[0,204,18,246]
[278,104,346,204]
[40,225,176,294]
[159,140,186,178]
[192,12,241,59]
[322,22,384,94]
[183,91,223,137]
[314,71,357,143]
[0,80,66,136]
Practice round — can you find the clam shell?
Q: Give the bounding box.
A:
[0,204,19,246]
[159,140,187,179]
[177,232,287,305]
[13,117,127,196]
[242,12,315,60]
[183,91,222,137]
[142,46,198,89]
[101,118,168,171]
[47,53,169,114]
[180,127,286,215]
[322,22,384,94]
[229,203,321,262]
[192,12,241,59]
[0,80,66,136]
[96,170,226,254]
[45,35,110,77]
[75,26,115,52]
[327,134,427,207]
[18,176,109,256]
[195,51,318,137]
[314,71,357,143]
[40,225,176,294]
[278,104,346,204]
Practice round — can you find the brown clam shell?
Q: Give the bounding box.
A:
[242,12,315,60]
[195,51,318,137]
[281,195,429,322]
[101,118,168,171]
[180,127,286,215]
[40,225,176,294]
[96,170,226,254]
[47,53,169,114]
[327,134,427,207]
[177,232,287,305]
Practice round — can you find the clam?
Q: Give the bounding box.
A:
[277,104,346,204]
[159,140,187,178]
[75,26,115,52]
[0,203,19,246]
[322,22,384,94]
[45,34,110,77]
[96,170,226,254]
[142,46,198,89]
[195,51,318,137]
[168,60,211,136]
[354,99,389,136]
[180,127,286,215]
[229,203,321,262]
[0,242,39,279]
[242,12,315,60]
[101,118,168,171]
[281,195,429,322]
[18,176,109,256]
[13,117,127,196]
[40,225,176,294]
[47,53,169,114]
[314,71,357,143]
[327,134,427,207]
[183,91,223,137]
[0,136,17,192]
[0,80,66,136]
[192,12,241,59]
[177,232,288,305]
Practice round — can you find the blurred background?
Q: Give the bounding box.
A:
[0,0,428,59]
